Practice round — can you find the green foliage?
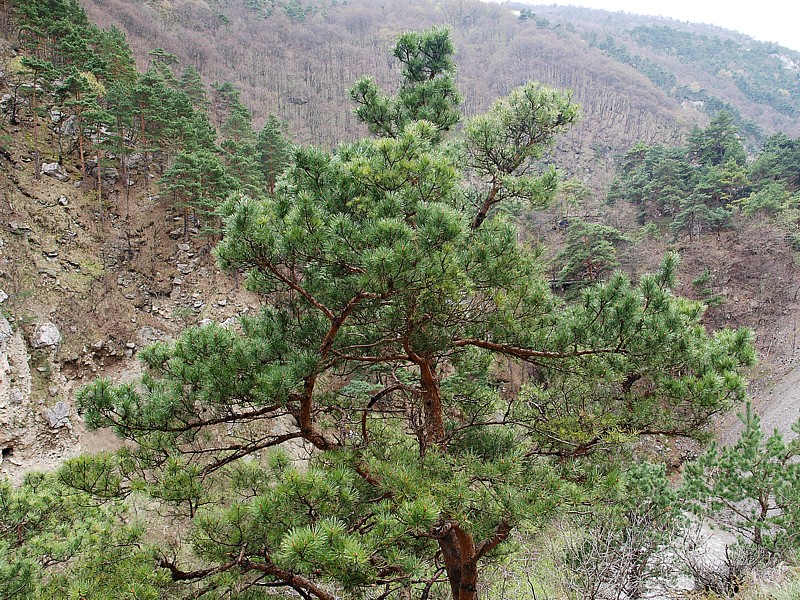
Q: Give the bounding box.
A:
[611,114,749,239]
[683,403,800,555]
[162,148,238,236]
[556,220,629,287]
[0,472,169,599]
[20,21,755,600]
[750,133,800,193]
[350,26,462,140]
[256,114,294,195]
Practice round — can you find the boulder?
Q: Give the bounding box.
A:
[31,322,61,348]
[56,114,76,136]
[90,165,119,185]
[41,162,69,182]
[134,326,168,347]
[42,401,71,430]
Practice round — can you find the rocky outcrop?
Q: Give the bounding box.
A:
[30,322,61,349]
[0,314,32,468]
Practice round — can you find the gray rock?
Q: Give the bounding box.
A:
[220,317,240,329]
[123,153,144,170]
[0,315,11,351]
[56,114,76,136]
[31,322,61,348]
[0,289,7,303]
[43,401,71,430]
[134,326,168,347]
[41,162,70,182]
[10,388,23,405]
[198,318,214,327]
[8,222,31,233]
[57,195,68,206]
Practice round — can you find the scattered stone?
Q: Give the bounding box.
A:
[31,322,61,348]
[43,249,58,259]
[178,243,190,252]
[0,290,7,303]
[217,299,227,307]
[193,300,204,309]
[9,222,31,233]
[10,389,23,405]
[125,342,136,349]
[220,317,239,329]
[42,401,71,430]
[198,318,214,327]
[58,195,68,206]
[48,386,59,397]
[41,162,70,182]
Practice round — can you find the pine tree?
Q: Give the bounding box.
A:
[683,403,800,555]
[179,64,208,109]
[161,148,237,239]
[74,28,756,600]
[18,56,56,179]
[256,114,293,195]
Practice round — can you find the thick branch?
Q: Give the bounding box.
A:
[260,260,334,320]
[475,520,513,561]
[453,338,625,361]
[244,560,339,600]
[471,183,500,231]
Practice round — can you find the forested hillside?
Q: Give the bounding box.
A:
[1,0,800,598]
[77,0,695,187]
[79,0,800,176]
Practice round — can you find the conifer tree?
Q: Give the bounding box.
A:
[74,28,756,600]
[161,148,237,239]
[683,403,800,555]
[179,64,208,109]
[18,56,56,179]
[256,114,293,195]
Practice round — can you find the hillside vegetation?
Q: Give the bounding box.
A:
[0,0,799,598]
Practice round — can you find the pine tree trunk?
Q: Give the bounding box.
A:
[439,526,480,600]
[77,112,86,178]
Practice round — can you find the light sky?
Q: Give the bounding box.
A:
[491,1,800,53]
